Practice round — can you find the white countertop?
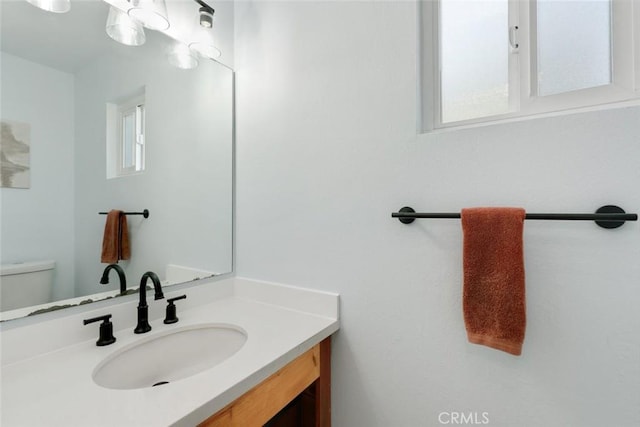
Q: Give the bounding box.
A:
[0,277,339,426]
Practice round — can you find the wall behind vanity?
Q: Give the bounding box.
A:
[234,2,640,427]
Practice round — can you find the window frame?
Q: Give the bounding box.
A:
[636,0,640,90]
[420,0,640,133]
[116,96,145,177]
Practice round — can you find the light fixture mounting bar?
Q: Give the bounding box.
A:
[194,0,214,14]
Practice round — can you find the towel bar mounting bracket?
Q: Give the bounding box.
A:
[594,205,625,229]
[397,207,416,224]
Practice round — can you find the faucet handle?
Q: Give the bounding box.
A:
[83,314,117,346]
[164,295,187,324]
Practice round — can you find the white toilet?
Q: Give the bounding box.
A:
[0,260,55,312]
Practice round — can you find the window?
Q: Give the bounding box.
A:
[119,99,145,175]
[420,0,640,131]
[106,93,145,178]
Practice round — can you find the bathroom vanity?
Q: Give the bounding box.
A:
[200,338,331,426]
[0,277,339,426]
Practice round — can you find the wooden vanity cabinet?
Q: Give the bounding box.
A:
[198,337,331,427]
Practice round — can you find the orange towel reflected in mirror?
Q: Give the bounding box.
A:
[101,210,131,264]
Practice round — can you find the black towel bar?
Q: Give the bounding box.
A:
[99,209,149,219]
[392,205,637,229]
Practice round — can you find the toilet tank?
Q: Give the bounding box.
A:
[0,260,55,312]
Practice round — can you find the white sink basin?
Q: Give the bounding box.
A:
[92,323,247,390]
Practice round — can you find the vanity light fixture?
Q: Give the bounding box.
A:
[127,0,170,31]
[198,6,214,28]
[167,43,199,70]
[24,0,70,13]
[188,0,221,60]
[104,0,222,62]
[106,6,146,47]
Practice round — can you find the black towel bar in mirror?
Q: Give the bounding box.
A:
[99,209,150,219]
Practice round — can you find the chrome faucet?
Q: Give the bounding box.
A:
[134,271,164,334]
[100,264,127,295]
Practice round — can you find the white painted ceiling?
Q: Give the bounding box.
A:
[0,0,126,73]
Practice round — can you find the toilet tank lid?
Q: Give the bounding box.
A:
[0,260,56,276]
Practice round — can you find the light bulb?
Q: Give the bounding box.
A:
[199,7,214,28]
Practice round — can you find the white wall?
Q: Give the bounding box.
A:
[0,52,75,302]
[234,2,640,426]
[73,33,233,296]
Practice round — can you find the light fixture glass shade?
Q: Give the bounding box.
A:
[25,0,70,13]
[188,25,221,60]
[167,44,199,70]
[128,0,170,31]
[188,41,221,60]
[106,7,146,46]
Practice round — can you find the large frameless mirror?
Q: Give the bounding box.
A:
[0,0,234,320]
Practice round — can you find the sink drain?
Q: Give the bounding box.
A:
[152,381,170,387]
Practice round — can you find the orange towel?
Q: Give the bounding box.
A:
[461,207,526,356]
[101,210,131,264]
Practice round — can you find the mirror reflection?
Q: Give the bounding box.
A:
[0,0,233,319]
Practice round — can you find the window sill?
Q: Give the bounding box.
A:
[107,171,145,180]
[420,98,640,136]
